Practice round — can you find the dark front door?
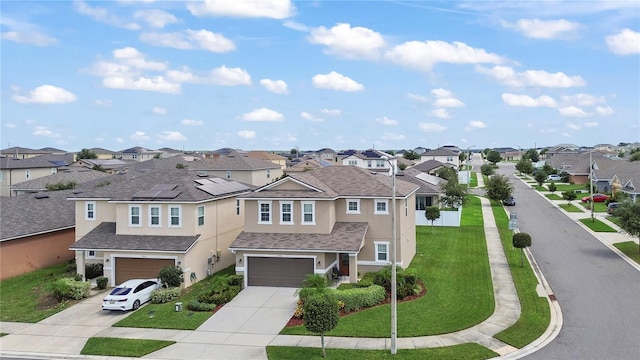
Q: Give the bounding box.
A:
[339,253,349,276]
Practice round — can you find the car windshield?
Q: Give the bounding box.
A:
[109,287,132,296]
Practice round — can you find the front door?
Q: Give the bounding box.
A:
[339,253,349,276]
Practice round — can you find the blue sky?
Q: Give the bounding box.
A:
[2,0,639,152]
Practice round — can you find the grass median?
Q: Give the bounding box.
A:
[81,337,174,357]
[579,218,617,232]
[613,241,640,264]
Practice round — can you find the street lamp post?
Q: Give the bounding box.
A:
[467,145,476,183]
[590,148,594,221]
[381,156,397,355]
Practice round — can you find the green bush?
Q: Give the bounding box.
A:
[158,266,184,288]
[51,277,91,301]
[372,266,420,300]
[227,275,243,287]
[197,276,243,306]
[96,276,108,289]
[151,287,182,304]
[187,300,216,312]
[66,259,77,273]
[334,285,386,312]
[84,263,103,279]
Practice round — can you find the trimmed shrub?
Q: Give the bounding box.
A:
[85,263,103,279]
[66,259,77,273]
[197,276,243,306]
[158,266,184,288]
[334,285,386,312]
[227,275,243,287]
[96,276,108,290]
[372,266,420,300]
[51,277,91,301]
[187,300,216,312]
[151,287,182,304]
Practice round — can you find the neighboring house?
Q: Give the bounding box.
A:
[590,159,636,193]
[87,147,117,160]
[132,154,203,171]
[189,150,283,187]
[68,168,253,287]
[398,168,444,213]
[247,151,288,169]
[339,149,396,173]
[611,167,640,202]
[116,147,164,161]
[0,153,75,197]
[501,151,522,161]
[0,146,66,159]
[419,148,460,169]
[9,168,111,196]
[314,148,338,162]
[409,159,453,175]
[229,166,419,287]
[1,190,76,280]
[157,147,184,158]
[546,151,614,185]
[73,159,131,174]
[284,158,334,173]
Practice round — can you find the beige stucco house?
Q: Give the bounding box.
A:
[0,154,74,197]
[189,150,283,187]
[229,166,419,288]
[68,168,252,287]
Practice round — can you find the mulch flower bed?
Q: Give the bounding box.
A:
[285,280,427,327]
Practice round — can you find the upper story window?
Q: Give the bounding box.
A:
[169,205,181,227]
[346,199,360,214]
[280,201,293,224]
[236,199,240,215]
[226,171,232,179]
[375,241,389,262]
[259,201,272,224]
[446,156,453,162]
[374,199,389,215]
[367,160,372,168]
[301,201,315,225]
[197,205,205,226]
[267,169,271,179]
[348,160,357,165]
[149,206,161,227]
[51,168,57,174]
[85,201,96,221]
[376,160,385,168]
[132,154,138,159]
[129,205,141,226]
[25,169,30,179]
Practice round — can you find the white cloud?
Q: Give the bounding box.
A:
[116,137,124,143]
[13,84,77,104]
[308,23,386,60]
[559,106,591,117]
[260,79,288,94]
[431,88,452,98]
[133,9,179,28]
[382,133,405,141]
[321,108,341,116]
[585,122,598,127]
[606,29,640,55]
[129,131,150,141]
[181,119,203,126]
[501,93,557,107]
[418,122,447,132]
[434,98,465,108]
[237,130,256,139]
[595,105,615,116]
[140,29,235,53]
[152,106,167,115]
[73,0,140,30]
[562,132,572,137]
[93,99,112,107]
[103,76,181,94]
[465,121,487,131]
[283,20,308,32]
[431,109,451,119]
[301,112,324,122]
[566,123,581,130]
[376,116,398,126]
[112,47,167,71]
[166,65,251,86]
[501,18,580,39]
[33,126,60,138]
[158,131,187,141]
[561,93,605,106]
[407,93,428,102]
[476,65,586,88]
[0,17,58,46]
[187,0,295,19]
[241,108,284,122]
[312,71,364,92]
[5,123,17,128]
[385,40,503,72]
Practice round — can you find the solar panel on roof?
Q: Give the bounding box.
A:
[197,180,250,196]
[150,184,178,191]
[132,190,158,199]
[154,190,181,199]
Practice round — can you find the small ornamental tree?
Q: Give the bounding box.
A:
[485,174,514,203]
[548,182,557,194]
[76,148,98,160]
[534,171,547,186]
[615,201,640,254]
[158,265,184,288]
[515,158,533,175]
[303,292,339,357]
[486,150,502,164]
[562,190,577,205]
[512,232,532,267]
[425,206,441,232]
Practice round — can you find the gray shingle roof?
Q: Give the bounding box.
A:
[10,168,111,191]
[69,222,199,252]
[189,152,280,171]
[410,159,453,173]
[0,153,74,169]
[230,222,367,253]
[397,168,443,194]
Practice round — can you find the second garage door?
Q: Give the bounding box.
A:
[115,258,175,285]
[247,257,314,287]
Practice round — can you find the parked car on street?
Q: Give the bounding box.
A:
[607,202,621,214]
[502,196,516,206]
[547,174,562,181]
[581,193,609,203]
[102,278,162,311]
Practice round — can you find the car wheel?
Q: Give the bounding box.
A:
[132,300,141,311]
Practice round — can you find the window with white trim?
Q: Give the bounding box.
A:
[226,171,232,179]
[169,205,181,227]
[367,160,372,168]
[301,201,315,224]
[85,201,96,220]
[446,156,453,162]
[129,205,141,226]
[348,160,357,165]
[149,206,161,227]
[86,250,96,258]
[376,160,385,168]
[375,241,389,262]
[267,169,271,178]
[51,168,57,174]
[259,201,272,224]
[25,169,30,179]
[346,199,360,214]
[236,199,240,215]
[197,205,205,226]
[280,201,293,224]
[374,199,388,214]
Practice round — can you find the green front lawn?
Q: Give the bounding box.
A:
[578,202,607,213]
[81,337,174,357]
[579,218,617,232]
[607,215,622,227]
[267,343,497,360]
[0,262,80,323]
[559,203,584,212]
[554,184,588,192]
[490,202,551,348]
[470,172,478,188]
[545,194,562,200]
[613,241,640,264]
[281,196,494,337]
[113,266,235,330]
[534,185,547,191]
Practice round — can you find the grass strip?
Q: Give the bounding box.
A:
[267,343,498,360]
[534,185,547,191]
[545,194,562,200]
[559,203,584,213]
[607,215,622,227]
[490,201,551,348]
[281,196,494,337]
[470,172,478,188]
[579,218,617,232]
[613,241,640,264]
[81,337,174,357]
[113,265,235,330]
[578,202,607,213]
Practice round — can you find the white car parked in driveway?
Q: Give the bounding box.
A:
[547,174,561,181]
[102,279,162,311]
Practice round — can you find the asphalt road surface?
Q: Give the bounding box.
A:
[497,163,640,360]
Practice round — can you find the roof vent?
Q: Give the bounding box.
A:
[34,194,49,199]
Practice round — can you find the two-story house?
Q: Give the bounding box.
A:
[419,148,460,169]
[229,166,419,288]
[0,153,74,197]
[340,149,397,173]
[68,168,253,287]
[189,150,283,187]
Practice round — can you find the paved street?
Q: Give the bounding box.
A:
[497,163,640,360]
